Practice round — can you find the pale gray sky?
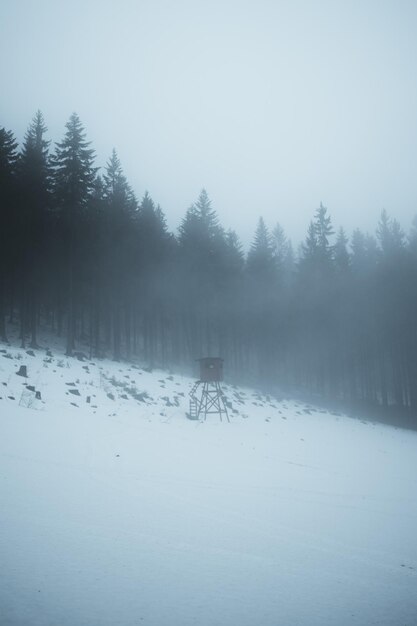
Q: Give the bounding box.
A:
[1,0,417,247]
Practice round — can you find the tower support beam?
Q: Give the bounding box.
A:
[189,380,229,422]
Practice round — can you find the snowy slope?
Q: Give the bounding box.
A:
[1,341,417,626]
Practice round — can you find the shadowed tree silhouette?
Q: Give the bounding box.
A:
[17,111,51,348]
[52,113,97,356]
[0,127,18,341]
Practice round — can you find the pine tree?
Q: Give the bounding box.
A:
[391,219,405,248]
[246,217,274,276]
[284,241,295,281]
[179,189,223,252]
[52,113,97,355]
[300,221,318,267]
[103,149,136,215]
[19,111,50,202]
[194,188,222,238]
[0,127,18,341]
[350,228,366,270]
[53,113,97,212]
[17,111,51,347]
[178,189,225,278]
[224,229,244,275]
[136,192,172,364]
[364,234,379,268]
[137,192,169,253]
[177,190,228,359]
[271,223,288,272]
[314,202,334,264]
[376,210,405,258]
[102,149,137,360]
[334,227,350,273]
[376,209,391,255]
[87,174,105,357]
[178,204,199,248]
[245,217,278,380]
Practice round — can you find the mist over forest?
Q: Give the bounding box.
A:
[2,1,417,623]
[1,111,417,425]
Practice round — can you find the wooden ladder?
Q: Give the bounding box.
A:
[188,381,200,420]
[189,397,198,419]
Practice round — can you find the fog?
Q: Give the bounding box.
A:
[1,0,417,245]
[2,6,417,622]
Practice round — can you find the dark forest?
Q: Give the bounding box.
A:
[1,111,417,422]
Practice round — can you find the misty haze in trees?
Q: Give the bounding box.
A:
[1,113,417,424]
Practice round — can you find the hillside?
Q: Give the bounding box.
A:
[1,336,417,626]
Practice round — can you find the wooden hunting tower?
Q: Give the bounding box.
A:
[188,357,229,421]
[198,357,223,382]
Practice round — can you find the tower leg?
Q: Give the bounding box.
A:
[190,380,229,422]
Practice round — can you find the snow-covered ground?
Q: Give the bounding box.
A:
[1,339,417,626]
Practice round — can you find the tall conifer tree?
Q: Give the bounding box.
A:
[52,113,97,355]
[0,127,18,341]
[17,111,51,347]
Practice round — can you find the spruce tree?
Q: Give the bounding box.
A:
[102,149,137,360]
[17,111,51,347]
[103,149,136,215]
[350,228,366,270]
[314,202,334,265]
[52,113,97,355]
[179,189,225,278]
[300,221,318,268]
[224,229,244,275]
[245,217,277,381]
[377,210,405,258]
[246,217,274,276]
[0,127,18,341]
[334,227,350,273]
[194,188,221,238]
[271,223,288,273]
[53,113,97,214]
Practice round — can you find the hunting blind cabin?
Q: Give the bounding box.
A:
[188,357,229,421]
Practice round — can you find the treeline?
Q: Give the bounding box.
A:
[1,111,417,417]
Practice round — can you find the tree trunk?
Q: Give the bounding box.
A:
[66,253,75,357]
[0,272,7,342]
